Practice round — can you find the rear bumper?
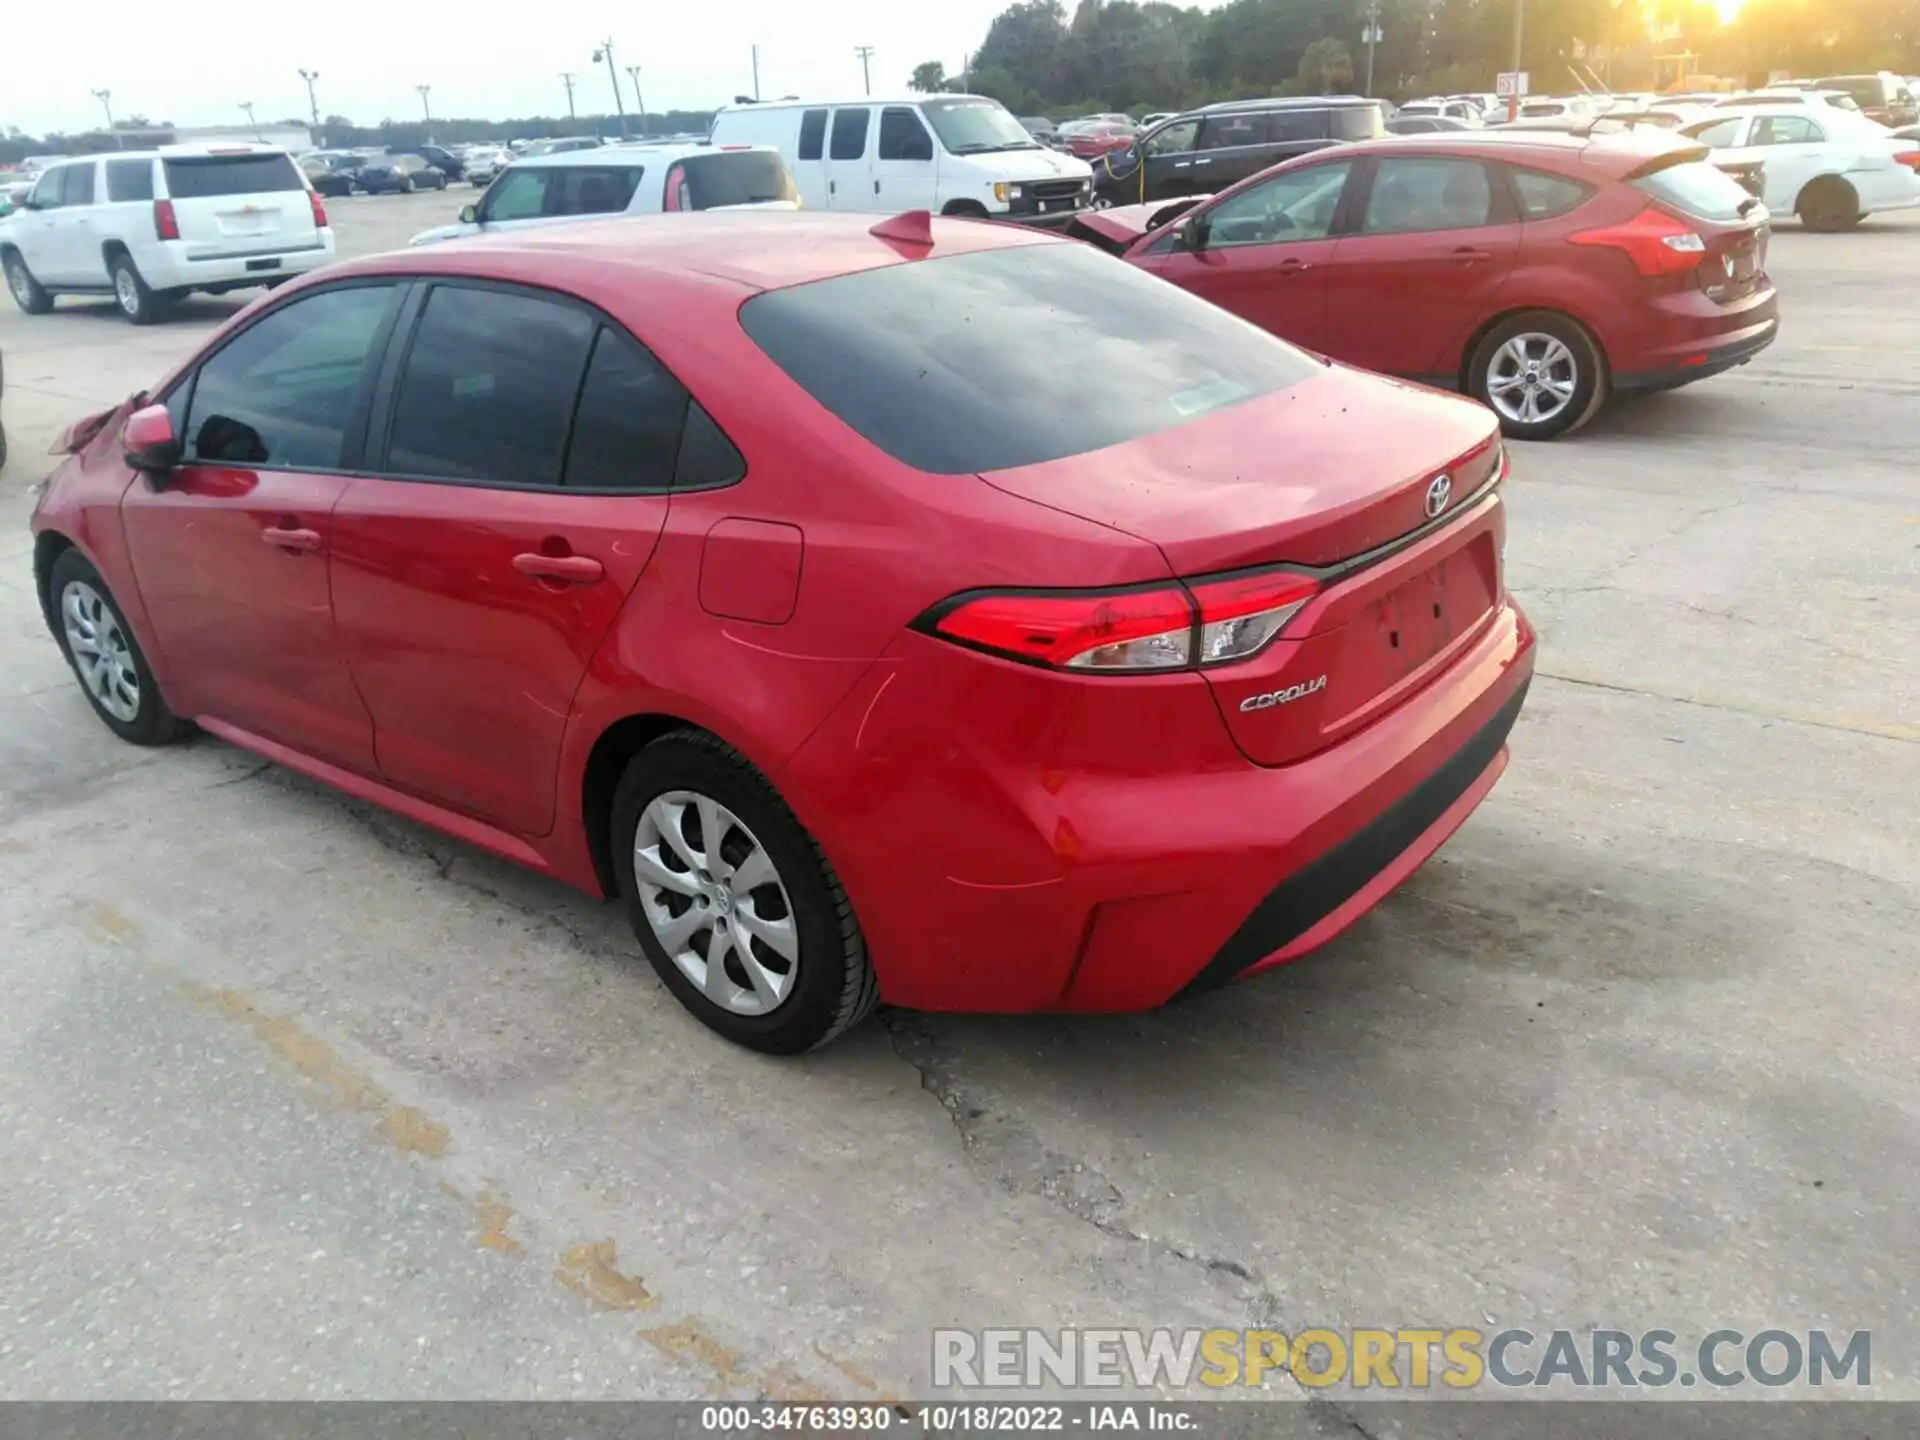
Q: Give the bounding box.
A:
[1614,313,1779,393]
[143,235,335,291]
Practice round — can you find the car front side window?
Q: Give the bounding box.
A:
[183,284,400,470]
[480,167,548,223]
[545,166,643,216]
[1197,160,1353,247]
[1144,119,1199,157]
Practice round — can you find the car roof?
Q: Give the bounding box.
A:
[43,144,292,164]
[331,210,1059,300]
[718,93,987,111]
[1347,126,1702,177]
[1197,94,1376,114]
[511,142,778,167]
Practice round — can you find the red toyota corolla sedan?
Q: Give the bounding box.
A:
[1073,128,1779,439]
[30,210,1534,1053]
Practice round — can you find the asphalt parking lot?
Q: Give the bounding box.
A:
[1,188,1916,1421]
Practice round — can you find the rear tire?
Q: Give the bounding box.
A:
[109,254,166,325]
[1467,310,1608,442]
[612,731,877,1055]
[4,250,53,314]
[48,549,192,746]
[1797,176,1860,232]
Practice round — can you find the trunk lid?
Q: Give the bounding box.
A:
[980,368,1507,765]
[161,151,318,257]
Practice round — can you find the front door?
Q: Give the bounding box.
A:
[329,281,676,836]
[119,282,403,770]
[1130,158,1355,353]
[1317,156,1521,378]
[872,106,939,211]
[825,106,873,211]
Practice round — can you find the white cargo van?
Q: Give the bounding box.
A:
[707,94,1094,220]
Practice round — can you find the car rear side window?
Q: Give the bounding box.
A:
[1633,160,1755,221]
[830,108,870,160]
[1198,113,1269,149]
[163,154,305,198]
[562,327,687,490]
[1684,117,1745,147]
[1361,157,1493,233]
[1754,115,1822,144]
[1508,167,1591,219]
[545,165,643,216]
[106,159,154,202]
[1269,109,1332,142]
[385,286,596,486]
[739,242,1324,476]
[798,109,829,161]
[184,285,398,470]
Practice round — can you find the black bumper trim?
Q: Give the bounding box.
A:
[1180,676,1531,996]
[1614,320,1778,394]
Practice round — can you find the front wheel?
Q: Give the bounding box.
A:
[5,251,53,314]
[49,549,192,746]
[612,732,877,1054]
[1467,311,1608,441]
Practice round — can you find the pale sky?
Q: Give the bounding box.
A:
[5,0,1045,136]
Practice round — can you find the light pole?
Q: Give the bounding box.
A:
[1508,0,1525,121]
[1360,4,1382,97]
[298,68,321,137]
[751,44,761,102]
[560,72,578,121]
[625,65,646,134]
[854,45,875,97]
[591,41,629,138]
[416,84,433,143]
[92,88,122,148]
[240,100,261,140]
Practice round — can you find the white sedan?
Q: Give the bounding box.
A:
[1681,106,1920,230]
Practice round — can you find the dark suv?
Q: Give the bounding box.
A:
[1091,96,1386,207]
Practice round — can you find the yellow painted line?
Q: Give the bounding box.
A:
[1536,668,1920,745]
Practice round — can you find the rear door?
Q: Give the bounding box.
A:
[1130,157,1356,352]
[1746,113,1831,209]
[872,106,939,210]
[120,281,403,770]
[330,281,680,835]
[1318,155,1523,378]
[1189,111,1281,191]
[825,106,872,210]
[792,108,831,209]
[160,151,319,260]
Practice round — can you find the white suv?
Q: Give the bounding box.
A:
[0,144,334,324]
[408,142,798,247]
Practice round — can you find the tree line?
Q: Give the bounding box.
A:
[909,0,1919,118]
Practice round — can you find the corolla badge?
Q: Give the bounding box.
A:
[1239,675,1327,712]
[1424,473,1453,519]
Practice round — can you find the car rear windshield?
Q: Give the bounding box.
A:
[677,152,797,208]
[1818,76,1880,104]
[739,243,1324,475]
[1634,160,1756,221]
[1330,104,1386,139]
[163,154,304,198]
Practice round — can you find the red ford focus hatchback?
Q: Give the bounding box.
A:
[1076,128,1779,439]
[31,211,1534,1053]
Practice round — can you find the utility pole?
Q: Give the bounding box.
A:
[298,69,321,139]
[592,41,630,138]
[854,45,875,97]
[560,72,578,121]
[1361,2,1382,97]
[625,66,646,134]
[751,44,761,102]
[92,88,122,147]
[416,84,433,143]
[1509,0,1525,121]
[240,100,261,140]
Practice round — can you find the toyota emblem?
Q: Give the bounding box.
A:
[1423,474,1453,519]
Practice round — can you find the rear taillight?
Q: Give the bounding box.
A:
[309,189,329,228]
[153,199,179,241]
[1569,205,1706,276]
[1895,150,1920,172]
[921,566,1321,674]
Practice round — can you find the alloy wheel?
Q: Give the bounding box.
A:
[114,268,140,317]
[633,789,799,1016]
[9,262,32,304]
[1485,333,1577,427]
[61,580,141,722]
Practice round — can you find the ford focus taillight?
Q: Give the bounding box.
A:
[1569,206,1707,276]
[919,566,1321,674]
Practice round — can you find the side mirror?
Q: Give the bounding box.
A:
[1179,213,1211,251]
[123,403,183,474]
[459,203,479,224]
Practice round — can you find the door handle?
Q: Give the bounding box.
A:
[1447,247,1493,262]
[1173,161,1191,169]
[513,552,603,584]
[261,525,322,553]
[874,179,881,194]
[829,180,837,195]
[1192,158,1213,166]
[1276,258,1312,274]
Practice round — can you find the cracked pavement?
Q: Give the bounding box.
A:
[0,191,1915,1422]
